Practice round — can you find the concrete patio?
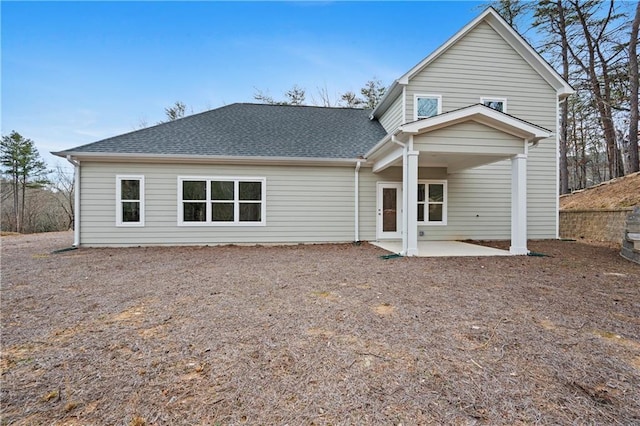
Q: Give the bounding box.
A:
[371,240,512,257]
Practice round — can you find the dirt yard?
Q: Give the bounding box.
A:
[1,232,639,425]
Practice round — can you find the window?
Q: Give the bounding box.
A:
[481,97,507,113]
[415,94,442,119]
[178,177,266,226]
[417,180,447,225]
[116,175,144,226]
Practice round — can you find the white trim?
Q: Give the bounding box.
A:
[177,176,266,226]
[372,7,573,120]
[54,152,363,168]
[417,180,448,226]
[401,104,552,142]
[414,94,442,120]
[401,86,407,124]
[480,97,507,113]
[510,154,528,255]
[555,99,560,239]
[115,175,145,227]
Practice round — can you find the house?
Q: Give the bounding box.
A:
[53,8,573,255]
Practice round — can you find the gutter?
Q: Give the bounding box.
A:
[66,155,80,247]
[354,161,362,242]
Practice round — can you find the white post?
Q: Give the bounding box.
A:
[401,147,408,255]
[510,154,528,255]
[406,150,420,256]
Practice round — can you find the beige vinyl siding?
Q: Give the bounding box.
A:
[404,20,558,239]
[80,162,358,246]
[379,94,404,132]
[414,122,524,156]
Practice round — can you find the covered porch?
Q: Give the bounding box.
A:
[365,104,552,256]
[371,240,510,257]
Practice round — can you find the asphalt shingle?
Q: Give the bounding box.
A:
[57,103,387,159]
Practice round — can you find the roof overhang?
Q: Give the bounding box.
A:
[52,151,367,168]
[371,7,574,119]
[366,104,552,173]
[399,104,552,143]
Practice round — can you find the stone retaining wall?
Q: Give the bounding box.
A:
[559,208,633,243]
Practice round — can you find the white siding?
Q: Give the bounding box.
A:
[79,162,358,246]
[379,94,404,132]
[403,21,558,239]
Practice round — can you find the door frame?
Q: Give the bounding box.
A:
[376,182,403,240]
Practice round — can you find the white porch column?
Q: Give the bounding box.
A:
[510,154,528,255]
[406,150,420,256]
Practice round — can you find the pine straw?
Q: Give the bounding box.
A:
[2,232,640,425]
[560,171,640,211]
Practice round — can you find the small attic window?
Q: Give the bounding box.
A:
[481,97,507,113]
[415,94,442,119]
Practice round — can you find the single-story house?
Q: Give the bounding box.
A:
[54,7,573,255]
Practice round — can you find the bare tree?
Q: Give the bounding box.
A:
[628,0,639,173]
[48,165,75,230]
[165,101,187,121]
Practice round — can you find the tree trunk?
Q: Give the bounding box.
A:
[558,0,571,194]
[629,0,640,173]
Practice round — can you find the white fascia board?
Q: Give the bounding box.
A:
[372,146,404,173]
[52,151,367,167]
[396,8,573,97]
[400,105,552,141]
[484,12,574,97]
[397,8,494,85]
[371,81,404,119]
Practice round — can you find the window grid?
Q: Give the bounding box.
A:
[178,177,266,226]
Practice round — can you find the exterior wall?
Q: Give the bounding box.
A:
[403,20,558,239]
[559,209,632,243]
[379,94,404,132]
[79,162,360,246]
[414,122,524,155]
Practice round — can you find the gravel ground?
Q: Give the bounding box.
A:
[1,232,639,425]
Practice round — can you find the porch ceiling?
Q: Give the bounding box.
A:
[377,152,510,173]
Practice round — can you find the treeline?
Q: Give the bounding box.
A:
[489,0,639,192]
[1,131,74,234]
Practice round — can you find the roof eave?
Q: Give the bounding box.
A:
[53,151,369,167]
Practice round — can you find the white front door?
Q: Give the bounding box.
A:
[377,182,402,239]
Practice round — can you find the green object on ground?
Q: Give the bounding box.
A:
[380,253,403,260]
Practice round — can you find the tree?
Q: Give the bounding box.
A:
[48,164,75,230]
[1,131,49,233]
[339,91,363,108]
[533,0,575,194]
[628,0,639,173]
[253,85,307,106]
[165,101,187,121]
[359,79,386,110]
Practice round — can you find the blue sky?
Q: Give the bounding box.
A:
[2,1,488,169]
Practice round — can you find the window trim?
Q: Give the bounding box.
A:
[480,96,507,113]
[417,179,447,226]
[177,176,266,226]
[414,94,442,120]
[115,175,145,227]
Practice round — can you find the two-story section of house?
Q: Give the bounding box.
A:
[54,8,572,253]
[361,8,573,255]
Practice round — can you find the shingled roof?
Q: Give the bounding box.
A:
[55,103,387,160]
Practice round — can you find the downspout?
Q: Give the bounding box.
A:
[392,135,408,255]
[354,160,362,242]
[66,155,80,247]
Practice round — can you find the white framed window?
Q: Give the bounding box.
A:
[481,97,507,113]
[116,175,144,227]
[414,94,442,120]
[178,176,266,226]
[417,180,447,226]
